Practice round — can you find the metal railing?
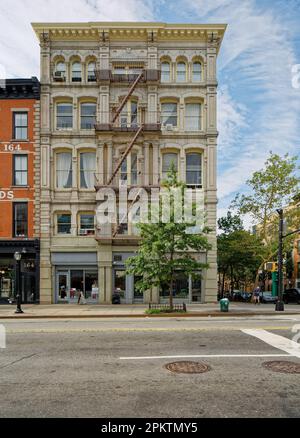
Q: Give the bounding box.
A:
[94,172,161,188]
[95,112,202,132]
[95,69,160,83]
[94,111,161,132]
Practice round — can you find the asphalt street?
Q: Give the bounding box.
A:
[0,315,300,418]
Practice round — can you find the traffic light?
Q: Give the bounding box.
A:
[264,262,278,272]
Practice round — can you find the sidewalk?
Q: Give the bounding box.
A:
[0,302,300,319]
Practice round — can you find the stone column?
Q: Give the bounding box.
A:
[98,246,113,304]
[97,141,104,184]
[152,142,159,184]
[107,142,113,180]
[144,142,150,185]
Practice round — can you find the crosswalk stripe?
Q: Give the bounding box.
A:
[242,329,300,358]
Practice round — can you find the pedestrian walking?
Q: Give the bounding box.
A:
[253,287,260,305]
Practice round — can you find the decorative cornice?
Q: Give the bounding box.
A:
[0,77,40,100]
[32,22,227,52]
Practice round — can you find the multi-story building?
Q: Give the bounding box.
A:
[32,22,226,304]
[0,77,40,304]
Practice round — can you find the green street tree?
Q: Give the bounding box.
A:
[217,213,265,295]
[125,168,211,310]
[231,152,300,285]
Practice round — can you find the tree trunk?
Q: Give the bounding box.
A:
[222,271,226,298]
[230,266,234,293]
[169,275,174,311]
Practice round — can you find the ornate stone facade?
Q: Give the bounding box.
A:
[32,22,226,304]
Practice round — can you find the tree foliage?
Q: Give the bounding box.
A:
[125,167,211,309]
[217,213,265,294]
[231,152,300,284]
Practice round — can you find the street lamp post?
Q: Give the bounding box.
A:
[14,249,25,314]
[275,209,284,311]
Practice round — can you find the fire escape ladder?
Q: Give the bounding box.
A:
[97,70,146,239]
[113,187,144,238]
[106,125,143,186]
[111,70,144,124]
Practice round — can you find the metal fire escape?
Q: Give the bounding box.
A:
[97,70,146,239]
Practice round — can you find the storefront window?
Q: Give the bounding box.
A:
[0,254,39,304]
[0,259,14,302]
[192,275,202,302]
[56,269,98,303]
[84,271,98,300]
[114,270,126,300]
[134,275,143,300]
[160,271,189,299]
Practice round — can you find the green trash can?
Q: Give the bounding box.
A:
[220,298,229,312]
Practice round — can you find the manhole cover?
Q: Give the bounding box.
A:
[164,361,210,374]
[263,361,300,374]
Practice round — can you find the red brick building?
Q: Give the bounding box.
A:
[0,78,40,303]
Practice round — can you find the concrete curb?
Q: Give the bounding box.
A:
[0,311,299,319]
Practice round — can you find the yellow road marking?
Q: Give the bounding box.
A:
[5,326,291,334]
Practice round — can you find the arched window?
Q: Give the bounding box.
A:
[80,103,96,129]
[87,62,96,82]
[55,61,66,80]
[176,62,186,82]
[161,62,171,82]
[162,153,178,179]
[120,151,138,185]
[80,152,96,189]
[56,103,73,129]
[120,100,138,128]
[161,102,177,127]
[72,62,82,82]
[57,213,72,234]
[192,62,202,82]
[79,212,95,235]
[186,153,202,186]
[56,152,72,188]
[185,103,201,131]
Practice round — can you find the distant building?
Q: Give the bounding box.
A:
[0,77,40,304]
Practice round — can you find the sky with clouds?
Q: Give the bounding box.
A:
[0,0,299,227]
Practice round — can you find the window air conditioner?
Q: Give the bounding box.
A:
[165,124,174,131]
[80,229,95,236]
[53,71,66,81]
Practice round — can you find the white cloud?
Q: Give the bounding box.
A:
[0,0,154,77]
[184,0,300,215]
[217,85,248,154]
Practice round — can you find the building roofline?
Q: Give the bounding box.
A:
[32,22,227,53]
[0,77,40,100]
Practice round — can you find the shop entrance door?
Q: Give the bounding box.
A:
[22,273,36,303]
[113,269,127,303]
[56,271,69,303]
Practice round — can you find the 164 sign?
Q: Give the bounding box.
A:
[2,143,21,152]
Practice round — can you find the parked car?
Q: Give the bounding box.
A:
[231,290,243,301]
[241,292,252,302]
[259,292,278,304]
[283,288,300,304]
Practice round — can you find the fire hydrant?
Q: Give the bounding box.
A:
[220,298,229,312]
